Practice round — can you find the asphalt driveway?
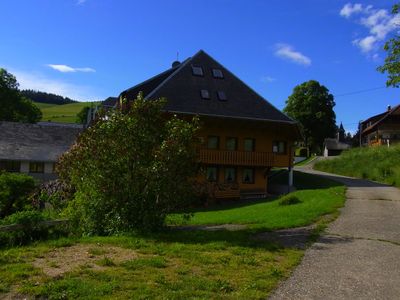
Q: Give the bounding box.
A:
[270,166,400,300]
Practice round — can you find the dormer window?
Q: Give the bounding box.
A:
[212,68,224,79]
[192,66,204,76]
[217,91,227,101]
[200,89,210,99]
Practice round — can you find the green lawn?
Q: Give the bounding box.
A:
[0,171,346,299]
[35,102,98,123]
[169,172,345,230]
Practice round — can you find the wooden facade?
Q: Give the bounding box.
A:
[361,105,400,147]
[116,50,300,199]
[192,116,297,199]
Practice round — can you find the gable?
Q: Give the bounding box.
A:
[121,50,295,124]
[362,105,400,135]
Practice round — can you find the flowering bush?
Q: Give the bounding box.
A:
[58,93,200,234]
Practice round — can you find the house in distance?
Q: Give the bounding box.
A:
[109,50,300,199]
[0,122,82,181]
[360,104,400,147]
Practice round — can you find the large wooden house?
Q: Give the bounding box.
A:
[110,50,300,199]
[360,105,400,147]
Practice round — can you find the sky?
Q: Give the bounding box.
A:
[1,0,400,133]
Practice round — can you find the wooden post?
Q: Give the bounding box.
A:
[288,167,293,192]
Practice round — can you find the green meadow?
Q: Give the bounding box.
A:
[314,144,400,187]
[34,102,98,123]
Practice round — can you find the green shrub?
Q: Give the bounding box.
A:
[0,210,46,246]
[295,147,308,157]
[0,211,70,247]
[278,194,302,206]
[57,93,200,234]
[30,179,73,211]
[0,172,36,218]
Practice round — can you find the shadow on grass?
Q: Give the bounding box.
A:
[298,168,392,188]
[270,171,344,190]
[122,228,284,251]
[186,197,278,213]
[182,171,344,215]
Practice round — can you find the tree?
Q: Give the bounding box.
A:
[76,106,90,124]
[377,3,400,87]
[0,68,42,123]
[284,80,337,153]
[57,93,200,234]
[338,122,346,142]
[21,90,77,105]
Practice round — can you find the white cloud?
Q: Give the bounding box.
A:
[77,0,87,5]
[47,64,95,73]
[8,68,101,101]
[274,44,311,66]
[340,3,400,56]
[353,35,377,53]
[340,3,363,18]
[260,76,276,83]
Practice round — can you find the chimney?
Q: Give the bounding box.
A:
[388,105,392,111]
[172,60,180,68]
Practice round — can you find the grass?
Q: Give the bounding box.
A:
[0,233,302,299]
[0,171,346,299]
[33,102,56,109]
[35,101,99,123]
[168,172,345,230]
[295,155,317,166]
[314,144,400,187]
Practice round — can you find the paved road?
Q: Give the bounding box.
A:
[270,166,400,300]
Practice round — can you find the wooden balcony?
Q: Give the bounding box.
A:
[199,149,275,167]
[369,139,383,147]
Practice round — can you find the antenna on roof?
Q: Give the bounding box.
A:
[172,51,181,68]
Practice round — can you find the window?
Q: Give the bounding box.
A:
[198,136,205,146]
[244,138,255,152]
[207,136,219,149]
[217,91,227,101]
[29,162,44,173]
[272,141,286,154]
[200,89,210,99]
[0,160,20,172]
[226,137,237,151]
[225,167,236,183]
[207,167,218,182]
[212,68,224,78]
[192,66,204,76]
[242,168,255,184]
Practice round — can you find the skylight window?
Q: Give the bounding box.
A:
[201,89,210,99]
[192,66,204,76]
[217,91,227,101]
[212,68,224,79]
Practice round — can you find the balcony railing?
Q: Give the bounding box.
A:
[199,149,275,167]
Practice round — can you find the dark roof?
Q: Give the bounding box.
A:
[324,138,350,150]
[102,97,118,107]
[120,50,295,124]
[361,104,400,135]
[0,122,81,162]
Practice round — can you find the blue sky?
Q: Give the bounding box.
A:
[1,0,400,132]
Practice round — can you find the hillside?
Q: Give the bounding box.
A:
[314,145,400,187]
[36,102,98,123]
[21,90,77,105]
